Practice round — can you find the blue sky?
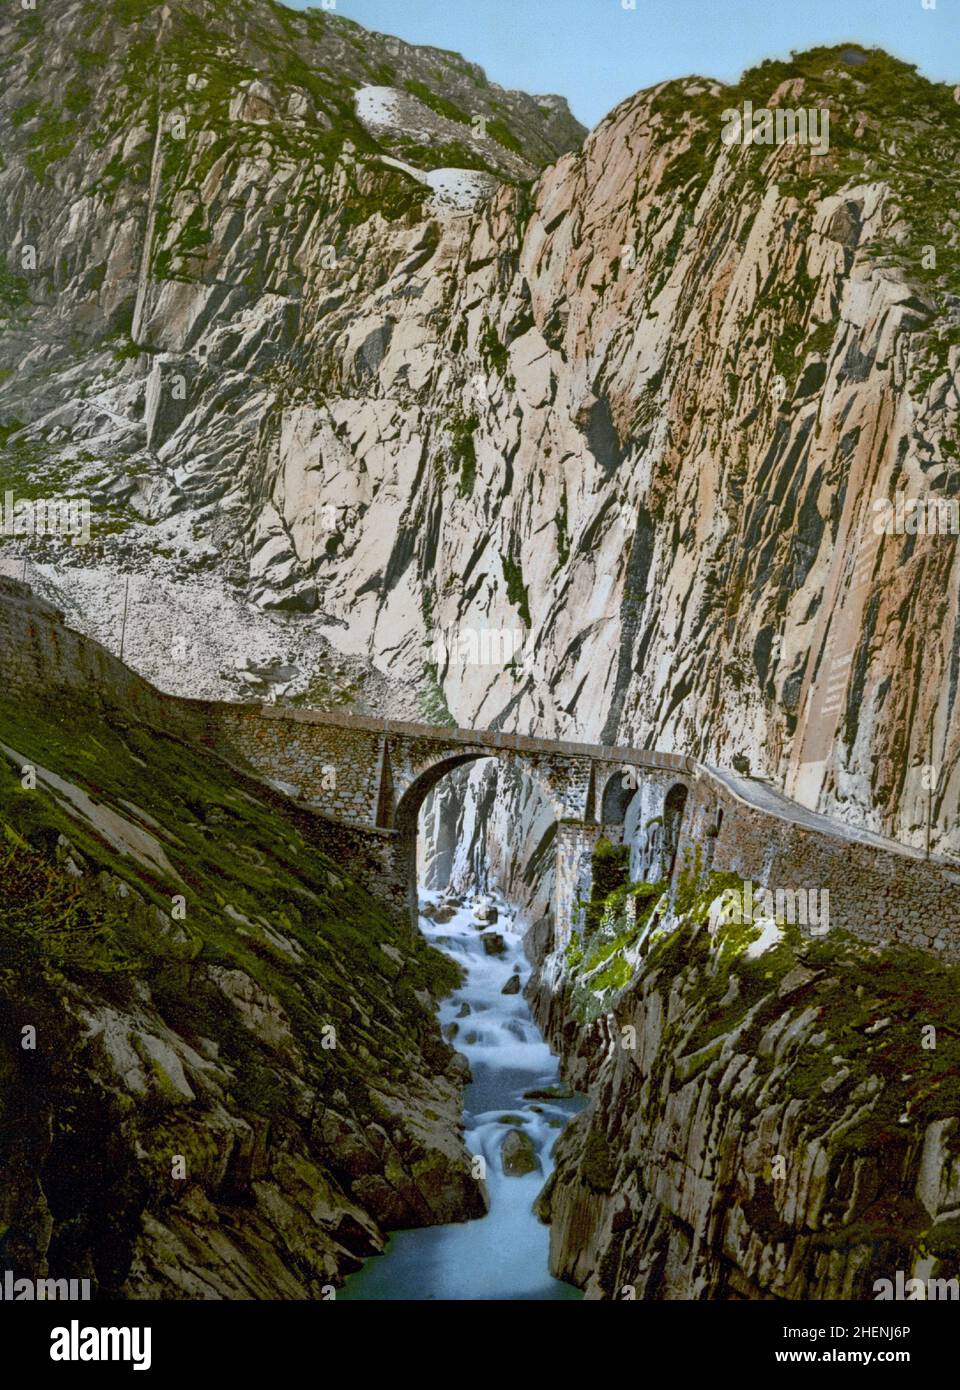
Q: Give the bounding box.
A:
[289,0,960,129]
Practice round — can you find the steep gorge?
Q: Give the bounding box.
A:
[527,870,960,1300]
[3,0,960,1305]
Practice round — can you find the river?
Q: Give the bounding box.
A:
[340,890,584,1301]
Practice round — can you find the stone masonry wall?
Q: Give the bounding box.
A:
[193,704,385,824]
[0,578,192,734]
[677,773,960,961]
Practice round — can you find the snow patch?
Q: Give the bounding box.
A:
[355,85,402,130]
[379,154,428,183]
[376,158,497,211]
[425,167,497,211]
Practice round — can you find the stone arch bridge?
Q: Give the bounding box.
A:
[190,703,960,962]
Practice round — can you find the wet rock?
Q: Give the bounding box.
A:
[530,905,960,1299]
[378,942,403,978]
[446,1052,472,1083]
[501,1128,538,1177]
[501,973,521,995]
[523,1082,574,1100]
[481,932,506,956]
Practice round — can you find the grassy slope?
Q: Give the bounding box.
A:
[0,689,458,1070]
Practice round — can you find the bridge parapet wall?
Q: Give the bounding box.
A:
[678,773,960,960]
[189,702,612,828]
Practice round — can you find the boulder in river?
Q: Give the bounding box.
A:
[501,1128,538,1177]
[446,1052,472,1083]
[522,1082,575,1100]
[501,973,521,995]
[481,932,506,956]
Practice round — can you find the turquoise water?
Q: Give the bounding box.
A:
[341,893,584,1301]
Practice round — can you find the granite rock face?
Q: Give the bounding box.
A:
[4,4,960,1304]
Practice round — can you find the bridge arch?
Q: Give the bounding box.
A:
[599,767,637,828]
[390,749,565,925]
[663,781,689,880]
[611,773,694,884]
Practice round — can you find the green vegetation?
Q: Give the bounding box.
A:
[555,486,569,568]
[1,830,141,977]
[479,319,509,375]
[0,429,141,540]
[585,836,630,933]
[580,1127,617,1193]
[636,861,960,1175]
[447,411,479,499]
[486,116,523,157]
[627,47,960,401]
[673,842,705,915]
[403,80,470,127]
[561,846,960,1275]
[10,84,83,180]
[420,663,456,728]
[0,266,31,320]
[501,551,531,627]
[390,138,499,176]
[566,868,667,1023]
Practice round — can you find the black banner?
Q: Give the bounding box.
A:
[2,1298,953,1374]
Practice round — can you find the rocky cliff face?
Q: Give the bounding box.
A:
[3,10,960,856]
[529,870,960,1300]
[0,0,581,723]
[0,579,484,1297]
